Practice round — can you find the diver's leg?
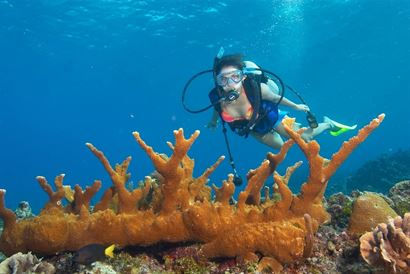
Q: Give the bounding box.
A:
[275,121,331,142]
[250,131,284,150]
[273,120,302,139]
[301,122,331,141]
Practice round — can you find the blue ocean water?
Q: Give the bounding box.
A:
[0,0,409,213]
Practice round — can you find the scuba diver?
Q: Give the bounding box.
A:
[206,53,356,149]
[182,48,357,185]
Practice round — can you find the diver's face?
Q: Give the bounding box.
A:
[217,66,245,92]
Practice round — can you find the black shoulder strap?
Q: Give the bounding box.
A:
[237,77,262,137]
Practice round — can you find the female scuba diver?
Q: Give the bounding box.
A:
[207,54,357,149]
[181,50,356,185]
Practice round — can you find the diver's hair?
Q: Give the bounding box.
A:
[214,54,245,75]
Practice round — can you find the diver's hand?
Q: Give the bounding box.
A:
[205,120,218,130]
[295,104,310,112]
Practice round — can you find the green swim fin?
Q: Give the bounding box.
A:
[323,116,357,137]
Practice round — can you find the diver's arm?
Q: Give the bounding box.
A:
[261,83,309,112]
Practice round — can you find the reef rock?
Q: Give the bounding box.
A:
[388,180,410,216]
[346,149,410,193]
[327,192,354,230]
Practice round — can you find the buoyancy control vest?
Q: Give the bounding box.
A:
[209,71,280,137]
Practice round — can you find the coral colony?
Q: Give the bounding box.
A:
[360,213,410,273]
[0,115,386,270]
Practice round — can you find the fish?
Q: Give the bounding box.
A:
[73,243,115,265]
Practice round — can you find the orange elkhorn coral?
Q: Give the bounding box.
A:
[0,114,385,266]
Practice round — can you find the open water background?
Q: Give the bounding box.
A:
[0,0,409,213]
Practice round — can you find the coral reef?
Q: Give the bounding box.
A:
[326,188,404,233]
[1,195,396,274]
[283,224,384,273]
[388,180,410,216]
[348,192,398,235]
[360,213,410,273]
[326,192,354,230]
[345,149,410,193]
[10,223,384,274]
[0,114,384,268]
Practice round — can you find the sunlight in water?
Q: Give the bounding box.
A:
[263,0,305,65]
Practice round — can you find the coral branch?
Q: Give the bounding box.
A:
[324,113,385,179]
[133,132,167,173]
[0,189,16,230]
[282,118,308,152]
[241,139,295,208]
[86,143,136,213]
[273,172,293,213]
[133,129,200,214]
[166,141,195,180]
[285,115,385,224]
[73,180,102,214]
[284,161,303,184]
[0,115,384,264]
[188,156,225,204]
[133,129,199,177]
[197,156,225,184]
[242,160,272,206]
[269,161,303,216]
[303,214,314,258]
[94,187,114,212]
[266,139,295,170]
[213,174,235,206]
[36,174,65,211]
[86,143,131,186]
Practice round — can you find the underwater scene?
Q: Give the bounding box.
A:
[0,0,409,273]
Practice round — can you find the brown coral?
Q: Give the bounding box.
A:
[348,192,398,235]
[0,114,385,267]
[0,251,55,274]
[360,212,410,273]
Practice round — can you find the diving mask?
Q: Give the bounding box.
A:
[216,69,245,87]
